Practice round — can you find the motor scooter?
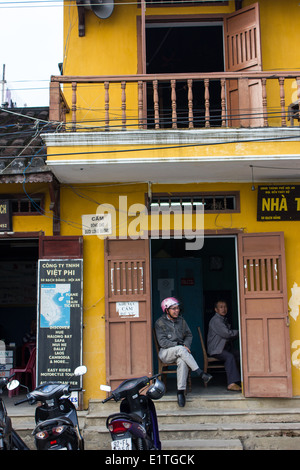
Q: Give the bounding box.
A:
[14,365,87,450]
[101,374,165,450]
[0,374,29,450]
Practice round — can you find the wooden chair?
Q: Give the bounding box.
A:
[9,347,36,397]
[197,326,225,387]
[153,329,192,393]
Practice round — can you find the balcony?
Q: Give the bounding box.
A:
[45,71,300,184]
[49,71,300,131]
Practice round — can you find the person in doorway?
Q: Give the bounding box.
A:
[207,300,241,391]
[155,297,212,407]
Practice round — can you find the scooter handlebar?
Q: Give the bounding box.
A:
[69,387,83,393]
[102,395,113,404]
[148,373,162,381]
[101,374,162,404]
[14,397,30,406]
[0,373,15,388]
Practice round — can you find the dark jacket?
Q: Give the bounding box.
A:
[207,313,239,356]
[155,314,192,350]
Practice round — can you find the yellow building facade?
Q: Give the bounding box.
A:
[1,0,300,408]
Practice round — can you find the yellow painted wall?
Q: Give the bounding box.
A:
[1,183,53,235]
[6,179,300,402]
[246,0,300,124]
[61,0,300,128]
[52,179,300,405]
[47,139,300,164]
[62,1,234,77]
[46,0,300,405]
[62,0,233,127]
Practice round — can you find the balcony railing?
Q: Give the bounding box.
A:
[49,72,300,131]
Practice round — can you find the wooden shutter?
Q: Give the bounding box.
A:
[224,3,263,127]
[238,232,292,397]
[39,235,83,259]
[104,238,152,388]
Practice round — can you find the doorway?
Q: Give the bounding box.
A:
[0,239,38,375]
[151,236,239,389]
[103,231,292,396]
[146,22,224,127]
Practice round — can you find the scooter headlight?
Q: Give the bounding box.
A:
[36,430,49,439]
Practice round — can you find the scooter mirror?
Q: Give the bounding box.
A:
[100,384,111,392]
[74,365,87,376]
[7,380,19,391]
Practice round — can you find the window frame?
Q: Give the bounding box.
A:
[2,194,45,216]
[147,191,240,213]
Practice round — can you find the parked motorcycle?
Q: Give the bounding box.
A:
[101,374,165,450]
[0,374,29,450]
[14,365,87,450]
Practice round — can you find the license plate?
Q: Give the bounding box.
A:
[111,438,132,450]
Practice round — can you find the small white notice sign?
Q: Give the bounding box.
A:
[82,214,112,236]
[116,301,139,317]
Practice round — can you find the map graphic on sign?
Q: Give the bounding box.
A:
[40,284,71,327]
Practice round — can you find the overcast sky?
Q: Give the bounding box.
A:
[0,0,63,107]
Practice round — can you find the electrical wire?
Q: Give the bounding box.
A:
[0,0,230,8]
[35,130,300,159]
[1,110,300,161]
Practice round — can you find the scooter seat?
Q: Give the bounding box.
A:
[107,412,143,425]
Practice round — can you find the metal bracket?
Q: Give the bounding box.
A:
[76,0,86,37]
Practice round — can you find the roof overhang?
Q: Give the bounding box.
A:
[42,128,300,184]
[0,171,54,184]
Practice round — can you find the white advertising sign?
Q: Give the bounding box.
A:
[82,214,112,236]
[116,301,139,317]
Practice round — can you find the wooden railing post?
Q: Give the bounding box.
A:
[104,81,109,130]
[138,81,143,129]
[171,79,177,129]
[262,78,268,127]
[187,79,193,129]
[204,78,210,128]
[121,81,126,129]
[72,82,77,131]
[297,77,300,128]
[153,80,160,129]
[279,77,287,127]
[221,79,226,127]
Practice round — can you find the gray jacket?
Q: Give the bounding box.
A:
[155,314,192,350]
[207,313,239,356]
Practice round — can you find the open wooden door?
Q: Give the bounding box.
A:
[238,232,292,397]
[224,3,264,127]
[104,238,152,388]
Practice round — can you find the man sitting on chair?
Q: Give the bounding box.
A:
[207,300,241,391]
[155,297,212,407]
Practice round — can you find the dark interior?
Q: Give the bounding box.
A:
[146,24,224,127]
